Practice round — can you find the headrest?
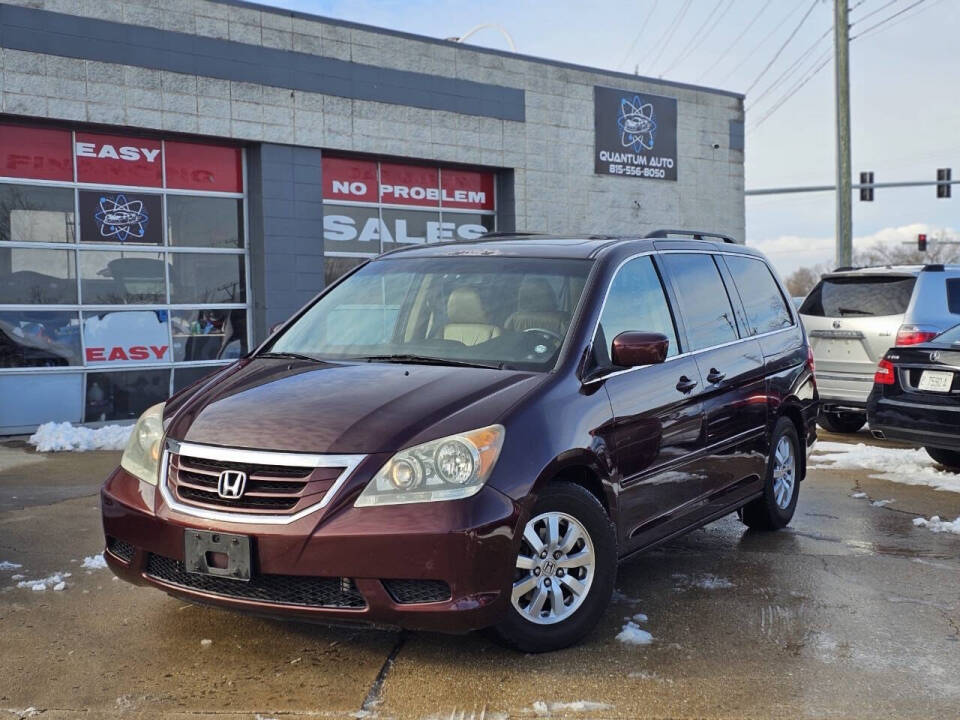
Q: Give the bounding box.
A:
[518,277,558,313]
[447,287,489,324]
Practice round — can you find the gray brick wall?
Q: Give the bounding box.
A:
[0,0,745,242]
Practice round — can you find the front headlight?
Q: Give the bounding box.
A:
[355,425,505,507]
[120,402,165,485]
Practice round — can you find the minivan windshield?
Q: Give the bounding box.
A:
[265,256,593,371]
[799,275,916,317]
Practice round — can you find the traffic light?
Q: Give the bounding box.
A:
[859,171,874,201]
[918,233,927,252]
[937,168,951,198]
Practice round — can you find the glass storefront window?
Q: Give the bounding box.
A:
[0,247,77,304]
[439,212,494,240]
[79,250,166,304]
[323,256,366,288]
[0,184,75,243]
[380,209,440,250]
[322,204,382,255]
[167,196,243,248]
[82,309,170,365]
[171,308,246,362]
[170,253,245,304]
[0,310,81,367]
[85,368,170,423]
[173,365,218,393]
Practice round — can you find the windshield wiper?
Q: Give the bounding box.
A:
[256,351,325,363]
[355,354,503,370]
[837,307,872,316]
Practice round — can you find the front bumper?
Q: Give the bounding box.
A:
[100,466,521,633]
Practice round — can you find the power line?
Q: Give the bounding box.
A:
[617,0,660,71]
[852,0,933,38]
[850,0,903,26]
[745,0,821,95]
[715,2,806,86]
[696,0,773,82]
[750,48,832,131]
[747,24,833,109]
[645,0,693,72]
[658,0,733,78]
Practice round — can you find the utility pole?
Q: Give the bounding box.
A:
[834,0,852,267]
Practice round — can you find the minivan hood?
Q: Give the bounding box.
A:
[165,358,540,454]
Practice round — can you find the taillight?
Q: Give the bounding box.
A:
[806,344,815,373]
[874,358,896,385]
[895,324,940,346]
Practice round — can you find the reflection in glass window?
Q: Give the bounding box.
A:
[167,196,243,248]
[0,310,81,367]
[661,254,738,351]
[438,212,494,241]
[0,184,75,243]
[85,368,170,423]
[82,310,170,365]
[322,204,382,255]
[169,253,245,304]
[723,256,793,335]
[324,256,366,288]
[380,209,440,251]
[0,247,77,304]
[79,250,166,304]
[173,365,220,393]
[596,256,678,362]
[171,308,247,361]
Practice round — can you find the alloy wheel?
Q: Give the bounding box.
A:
[511,511,595,625]
[772,435,796,510]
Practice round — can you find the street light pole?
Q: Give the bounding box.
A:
[834,0,852,267]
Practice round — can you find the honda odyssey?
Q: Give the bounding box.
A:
[101,231,818,652]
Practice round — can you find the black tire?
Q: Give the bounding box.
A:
[490,482,616,653]
[741,417,801,531]
[817,410,866,434]
[924,447,960,472]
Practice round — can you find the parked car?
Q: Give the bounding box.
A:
[799,264,960,433]
[100,231,818,652]
[867,322,960,470]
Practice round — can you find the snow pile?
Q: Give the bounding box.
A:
[913,516,960,535]
[17,572,70,592]
[81,553,108,570]
[28,421,132,452]
[851,491,868,498]
[812,442,960,493]
[0,561,22,571]
[532,700,613,715]
[616,621,653,646]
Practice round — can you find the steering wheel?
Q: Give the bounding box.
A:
[521,328,562,360]
[522,327,563,342]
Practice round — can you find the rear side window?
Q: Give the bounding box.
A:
[947,278,960,314]
[724,255,793,335]
[661,253,738,351]
[800,276,916,317]
[596,255,679,360]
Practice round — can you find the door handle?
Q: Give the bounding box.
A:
[676,375,698,393]
[707,368,726,384]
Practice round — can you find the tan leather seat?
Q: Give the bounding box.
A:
[504,278,569,336]
[443,288,501,346]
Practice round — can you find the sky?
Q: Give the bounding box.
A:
[256,0,960,276]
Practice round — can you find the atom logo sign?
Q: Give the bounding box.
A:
[94,194,149,242]
[618,96,657,152]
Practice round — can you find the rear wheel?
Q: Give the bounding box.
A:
[924,447,960,471]
[491,483,616,653]
[741,417,800,531]
[817,410,866,434]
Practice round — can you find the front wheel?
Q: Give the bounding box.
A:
[741,417,800,531]
[490,483,616,653]
[925,447,960,471]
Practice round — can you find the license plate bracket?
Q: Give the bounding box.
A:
[917,370,953,393]
[184,530,251,581]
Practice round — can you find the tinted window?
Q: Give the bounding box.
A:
[661,253,738,350]
[85,369,170,422]
[724,256,793,334]
[169,253,245,304]
[0,310,81,367]
[596,255,678,361]
[800,276,916,317]
[0,247,77,304]
[0,184,75,243]
[947,278,960,315]
[167,196,243,248]
[79,250,166,304]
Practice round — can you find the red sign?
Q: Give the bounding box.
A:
[165,141,243,192]
[440,169,495,211]
[85,345,169,362]
[379,163,440,207]
[75,132,163,187]
[0,125,72,181]
[323,157,377,203]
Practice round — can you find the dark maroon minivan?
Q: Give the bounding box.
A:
[101,231,818,651]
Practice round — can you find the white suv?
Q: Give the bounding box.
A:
[799,264,960,433]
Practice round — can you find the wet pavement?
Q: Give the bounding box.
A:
[1,429,958,719]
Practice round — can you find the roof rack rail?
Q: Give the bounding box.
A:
[479,231,544,239]
[644,229,736,244]
[832,265,859,272]
[922,264,945,272]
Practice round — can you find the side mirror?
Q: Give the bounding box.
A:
[611,331,669,367]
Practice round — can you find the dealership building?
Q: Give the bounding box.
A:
[0,0,744,433]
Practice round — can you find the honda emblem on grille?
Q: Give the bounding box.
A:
[217,470,247,499]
